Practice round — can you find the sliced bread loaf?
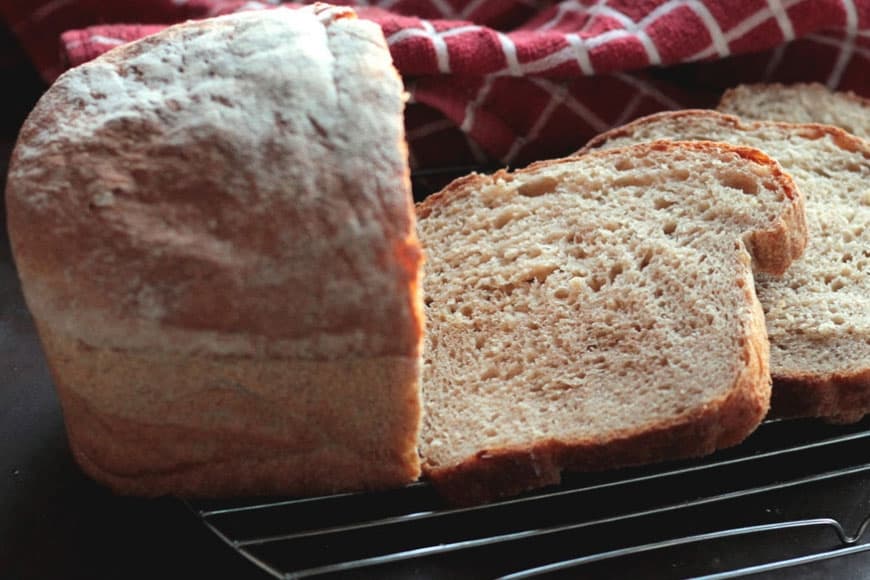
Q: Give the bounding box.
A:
[717,83,869,139]
[582,110,870,423]
[417,141,806,505]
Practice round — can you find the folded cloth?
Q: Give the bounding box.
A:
[1,0,867,169]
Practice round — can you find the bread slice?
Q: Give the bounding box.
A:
[416,141,807,505]
[582,110,870,423]
[718,83,869,139]
[6,7,424,496]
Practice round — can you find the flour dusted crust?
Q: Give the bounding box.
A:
[6,7,424,496]
[417,141,806,505]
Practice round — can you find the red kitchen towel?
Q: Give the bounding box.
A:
[1,0,868,169]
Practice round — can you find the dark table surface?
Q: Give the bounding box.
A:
[0,225,262,580]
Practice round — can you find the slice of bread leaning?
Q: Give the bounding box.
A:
[718,83,869,139]
[416,141,807,505]
[582,110,870,423]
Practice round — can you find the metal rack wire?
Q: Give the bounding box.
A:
[187,417,870,579]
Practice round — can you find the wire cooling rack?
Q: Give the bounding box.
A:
[186,417,870,579]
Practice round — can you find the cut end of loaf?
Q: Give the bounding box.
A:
[417,141,805,504]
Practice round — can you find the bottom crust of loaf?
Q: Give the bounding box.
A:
[770,371,870,424]
[37,321,422,497]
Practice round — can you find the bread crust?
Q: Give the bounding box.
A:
[579,110,870,425]
[770,369,870,424]
[418,141,803,505]
[44,323,422,496]
[6,8,424,496]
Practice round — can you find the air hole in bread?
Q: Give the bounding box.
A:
[570,246,589,260]
[588,277,605,292]
[654,198,675,210]
[639,250,653,271]
[614,174,654,188]
[494,208,527,229]
[663,221,677,235]
[608,264,624,283]
[504,365,522,380]
[307,115,327,138]
[211,94,234,108]
[518,176,558,197]
[722,171,759,195]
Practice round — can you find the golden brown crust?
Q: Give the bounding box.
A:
[770,370,870,425]
[415,172,493,219]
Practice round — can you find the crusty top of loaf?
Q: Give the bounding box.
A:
[6,7,422,359]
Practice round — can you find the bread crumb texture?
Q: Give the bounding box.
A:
[585,111,870,390]
[417,141,806,503]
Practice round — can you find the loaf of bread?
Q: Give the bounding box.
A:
[416,141,807,505]
[581,110,870,423]
[5,7,424,496]
[718,83,869,139]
